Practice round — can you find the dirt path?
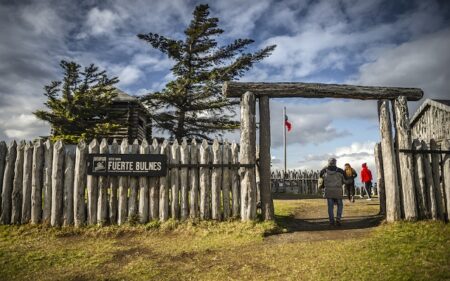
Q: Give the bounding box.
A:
[265,196,383,243]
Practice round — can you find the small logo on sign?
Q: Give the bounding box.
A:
[93,156,107,172]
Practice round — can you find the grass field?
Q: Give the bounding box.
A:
[0,196,449,280]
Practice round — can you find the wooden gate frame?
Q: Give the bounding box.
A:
[223,81,423,222]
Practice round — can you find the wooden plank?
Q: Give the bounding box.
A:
[149,139,159,220]
[379,100,401,222]
[171,140,180,220]
[231,142,240,218]
[0,141,7,210]
[87,139,99,225]
[240,92,257,221]
[430,139,444,220]
[189,139,199,219]
[222,140,231,219]
[159,140,170,221]
[11,141,25,224]
[42,140,53,223]
[199,140,210,220]
[223,81,424,101]
[138,139,149,223]
[0,141,16,224]
[128,139,139,220]
[109,139,120,224]
[442,140,450,221]
[97,139,109,226]
[393,96,417,221]
[259,95,274,220]
[374,142,386,216]
[51,140,64,227]
[74,141,87,227]
[63,148,75,226]
[413,139,428,219]
[180,138,189,220]
[21,141,33,224]
[31,140,44,224]
[211,139,221,220]
[422,141,438,220]
[118,138,129,225]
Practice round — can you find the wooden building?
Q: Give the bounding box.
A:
[410,99,450,146]
[106,89,152,141]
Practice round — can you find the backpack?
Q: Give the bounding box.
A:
[323,169,344,199]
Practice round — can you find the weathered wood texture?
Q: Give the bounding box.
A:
[270,170,320,194]
[51,140,64,227]
[87,139,99,225]
[149,139,159,220]
[211,139,221,220]
[413,140,428,219]
[118,139,129,225]
[11,141,25,224]
[422,141,438,220]
[240,92,257,221]
[231,142,240,217]
[222,141,231,219]
[199,140,210,220]
[170,140,180,220]
[374,143,386,216]
[379,100,401,222]
[159,140,170,221]
[223,81,423,101]
[189,139,199,219]
[180,138,189,220]
[259,95,274,220]
[42,140,52,223]
[411,99,450,145]
[109,139,119,224]
[74,141,87,227]
[393,96,417,221]
[442,140,450,221]
[97,139,109,225]
[138,139,149,223]
[63,148,75,226]
[128,139,139,220]
[0,141,16,224]
[430,139,444,220]
[0,141,7,210]
[21,142,33,224]
[31,140,44,224]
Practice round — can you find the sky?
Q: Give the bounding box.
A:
[0,0,449,182]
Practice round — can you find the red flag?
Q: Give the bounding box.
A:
[285,114,292,132]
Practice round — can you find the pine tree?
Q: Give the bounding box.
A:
[138,4,276,140]
[34,60,121,143]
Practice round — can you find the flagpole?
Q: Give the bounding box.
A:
[283,106,287,179]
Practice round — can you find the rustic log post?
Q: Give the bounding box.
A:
[211,139,222,220]
[171,140,180,220]
[378,100,401,222]
[413,139,428,219]
[149,139,159,220]
[189,139,199,219]
[159,140,170,221]
[11,141,25,224]
[97,139,109,226]
[74,140,87,227]
[430,139,444,220]
[0,141,16,224]
[199,140,210,220]
[51,140,64,227]
[21,141,33,224]
[231,142,240,218]
[422,141,438,220]
[0,141,7,209]
[240,91,257,221]
[259,95,274,220]
[442,140,450,221]
[118,138,129,225]
[63,148,75,226]
[255,146,261,203]
[374,142,386,216]
[222,140,231,219]
[393,96,418,221]
[180,138,189,220]
[128,139,139,220]
[138,139,149,224]
[31,140,44,224]
[42,139,53,223]
[109,139,119,224]
[87,139,99,225]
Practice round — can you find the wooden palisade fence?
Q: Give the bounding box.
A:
[0,137,250,226]
[270,169,320,194]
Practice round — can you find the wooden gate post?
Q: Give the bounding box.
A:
[393,96,418,220]
[374,142,386,216]
[240,91,257,221]
[259,95,274,220]
[378,100,401,222]
[442,140,450,221]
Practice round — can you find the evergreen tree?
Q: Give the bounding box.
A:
[34,60,121,143]
[138,4,275,140]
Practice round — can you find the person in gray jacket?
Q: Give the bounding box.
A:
[320,158,345,226]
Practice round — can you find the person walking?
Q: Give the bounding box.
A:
[343,163,357,202]
[320,158,345,226]
[360,163,373,200]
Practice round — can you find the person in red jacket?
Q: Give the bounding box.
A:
[360,163,373,200]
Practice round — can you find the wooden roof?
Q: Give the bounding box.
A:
[410,98,450,126]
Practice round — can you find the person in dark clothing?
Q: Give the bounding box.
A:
[320,158,345,226]
[343,163,357,202]
[360,163,373,200]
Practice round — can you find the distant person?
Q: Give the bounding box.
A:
[344,163,357,202]
[360,163,373,200]
[320,158,344,226]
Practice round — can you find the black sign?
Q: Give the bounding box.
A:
[87,154,167,176]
